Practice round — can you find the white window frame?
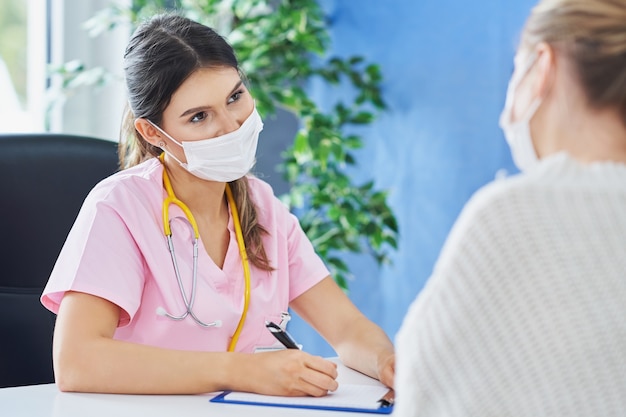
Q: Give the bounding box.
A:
[26,0,48,133]
[48,0,130,141]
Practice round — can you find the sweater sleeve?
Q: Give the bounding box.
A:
[394,181,533,417]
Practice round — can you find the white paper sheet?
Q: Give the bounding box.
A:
[225,384,389,410]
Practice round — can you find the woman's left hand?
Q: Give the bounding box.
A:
[291,277,396,388]
[377,350,395,388]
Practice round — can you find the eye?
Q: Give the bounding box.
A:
[190,111,207,123]
[227,89,245,104]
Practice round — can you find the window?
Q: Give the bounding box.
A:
[48,0,129,140]
[0,0,128,139]
[0,0,45,133]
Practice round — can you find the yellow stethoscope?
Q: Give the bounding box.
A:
[158,153,250,352]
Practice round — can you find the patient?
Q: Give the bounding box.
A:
[394,0,626,416]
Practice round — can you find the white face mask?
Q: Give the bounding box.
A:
[149,107,263,182]
[499,53,542,172]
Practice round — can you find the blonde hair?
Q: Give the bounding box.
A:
[520,0,626,125]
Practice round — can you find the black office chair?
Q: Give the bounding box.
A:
[0,133,119,388]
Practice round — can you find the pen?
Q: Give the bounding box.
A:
[378,388,395,407]
[265,321,301,349]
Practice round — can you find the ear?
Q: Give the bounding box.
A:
[531,42,556,99]
[134,118,164,147]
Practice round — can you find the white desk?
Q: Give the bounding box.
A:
[0,360,387,416]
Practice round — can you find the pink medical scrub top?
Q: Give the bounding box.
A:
[41,158,329,353]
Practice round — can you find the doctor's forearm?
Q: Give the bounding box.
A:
[290,277,395,387]
[54,336,242,394]
[333,315,395,386]
[53,291,242,394]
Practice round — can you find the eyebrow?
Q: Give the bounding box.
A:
[179,80,244,118]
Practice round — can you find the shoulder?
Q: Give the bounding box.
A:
[245,175,300,234]
[459,152,626,234]
[245,175,289,215]
[245,175,277,201]
[90,158,162,197]
[425,153,621,298]
[445,174,533,243]
[83,158,163,213]
[425,169,556,297]
[449,155,582,235]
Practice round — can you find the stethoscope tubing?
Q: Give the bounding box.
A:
[157,153,250,349]
[163,234,220,328]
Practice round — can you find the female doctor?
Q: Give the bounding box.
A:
[41,13,395,395]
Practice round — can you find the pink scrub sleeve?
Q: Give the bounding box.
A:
[41,184,146,326]
[285,209,330,300]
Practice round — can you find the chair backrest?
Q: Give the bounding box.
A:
[0,133,119,388]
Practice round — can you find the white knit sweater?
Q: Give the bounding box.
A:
[394,153,626,417]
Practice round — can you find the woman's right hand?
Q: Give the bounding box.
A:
[235,349,339,397]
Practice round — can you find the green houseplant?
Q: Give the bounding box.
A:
[52,0,398,290]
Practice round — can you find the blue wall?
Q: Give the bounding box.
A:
[288,0,538,356]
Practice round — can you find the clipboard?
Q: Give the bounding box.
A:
[210,385,394,414]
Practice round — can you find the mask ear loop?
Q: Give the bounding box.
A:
[148,120,187,167]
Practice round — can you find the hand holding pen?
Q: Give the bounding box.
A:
[264,320,391,406]
[254,322,338,396]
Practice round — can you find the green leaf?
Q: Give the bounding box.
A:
[351,111,375,124]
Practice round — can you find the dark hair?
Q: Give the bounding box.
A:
[120,13,238,166]
[119,13,272,271]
